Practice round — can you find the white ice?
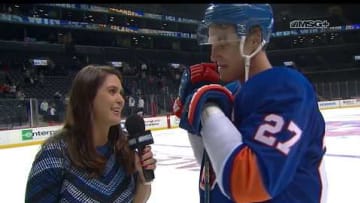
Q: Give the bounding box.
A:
[0,107,359,203]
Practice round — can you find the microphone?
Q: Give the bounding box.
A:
[125,114,155,184]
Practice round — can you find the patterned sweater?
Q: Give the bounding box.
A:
[25,139,136,203]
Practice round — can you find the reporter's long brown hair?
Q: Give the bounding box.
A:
[62,65,135,177]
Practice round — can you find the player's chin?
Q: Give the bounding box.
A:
[219,73,233,83]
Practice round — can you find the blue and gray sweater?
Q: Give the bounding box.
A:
[25,139,136,203]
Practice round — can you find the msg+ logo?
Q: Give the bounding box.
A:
[290,20,330,29]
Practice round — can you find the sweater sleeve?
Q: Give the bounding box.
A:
[25,142,66,203]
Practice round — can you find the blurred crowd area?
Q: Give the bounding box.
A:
[0,57,185,130]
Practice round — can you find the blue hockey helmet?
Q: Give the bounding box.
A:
[197,4,274,45]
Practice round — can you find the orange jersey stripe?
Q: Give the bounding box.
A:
[230,146,271,202]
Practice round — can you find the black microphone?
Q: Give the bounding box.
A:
[125,114,155,183]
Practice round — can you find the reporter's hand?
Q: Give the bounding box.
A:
[135,146,156,183]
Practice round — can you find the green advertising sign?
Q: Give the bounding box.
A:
[21,129,33,141]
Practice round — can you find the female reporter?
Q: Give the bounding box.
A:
[25,65,156,203]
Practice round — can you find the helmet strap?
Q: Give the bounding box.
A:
[239,36,266,81]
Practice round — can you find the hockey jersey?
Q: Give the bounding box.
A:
[198,67,327,203]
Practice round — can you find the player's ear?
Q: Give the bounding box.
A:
[247,26,262,50]
[243,26,262,55]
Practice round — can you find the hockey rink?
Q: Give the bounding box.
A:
[0,107,359,203]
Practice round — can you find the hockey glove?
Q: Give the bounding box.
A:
[173,63,220,118]
[179,84,234,135]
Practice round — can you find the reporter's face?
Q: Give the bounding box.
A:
[93,74,124,127]
[209,25,243,83]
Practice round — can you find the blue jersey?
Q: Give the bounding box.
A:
[198,67,327,203]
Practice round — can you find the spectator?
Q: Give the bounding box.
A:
[38,72,45,88]
[54,91,62,100]
[39,99,49,116]
[48,102,57,122]
[9,83,16,95]
[137,95,145,117]
[16,89,25,100]
[128,95,136,115]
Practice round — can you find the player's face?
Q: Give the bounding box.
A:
[208,24,244,83]
[92,74,124,128]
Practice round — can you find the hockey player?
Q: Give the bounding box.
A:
[174,4,328,203]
